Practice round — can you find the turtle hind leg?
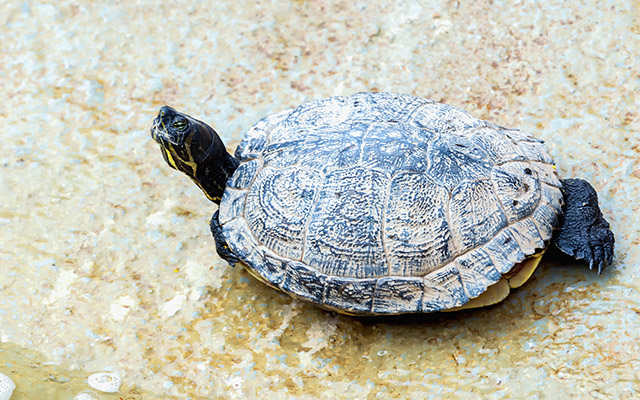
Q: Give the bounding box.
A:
[553,178,614,274]
[210,210,240,266]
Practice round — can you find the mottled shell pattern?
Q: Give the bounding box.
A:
[219,92,564,315]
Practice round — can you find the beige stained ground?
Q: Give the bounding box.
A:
[1,0,639,399]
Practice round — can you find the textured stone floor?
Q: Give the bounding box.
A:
[1,0,638,398]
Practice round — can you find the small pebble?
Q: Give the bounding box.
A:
[73,391,102,400]
[0,373,15,400]
[87,372,121,393]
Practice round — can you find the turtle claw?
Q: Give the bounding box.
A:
[592,245,604,274]
[591,259,603,275]
[604,241,614,266]
[553,179,615,274]
[588,223,615,274]
[570,226,612,274]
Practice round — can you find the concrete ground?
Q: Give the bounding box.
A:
[1,0,638,398]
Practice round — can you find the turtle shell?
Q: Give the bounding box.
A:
[219,92,564,315]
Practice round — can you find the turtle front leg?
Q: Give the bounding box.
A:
[553,178,614,274]
[210,210,240,266]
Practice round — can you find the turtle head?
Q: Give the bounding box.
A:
[151,106,238,204]
[151,106,213,175]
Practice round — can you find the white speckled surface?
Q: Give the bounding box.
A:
[1,0,638,398]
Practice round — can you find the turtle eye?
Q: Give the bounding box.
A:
[172,119,188,131]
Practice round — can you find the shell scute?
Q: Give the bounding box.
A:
[348,92,427,123]
[516,141,555,164]
[322,277,376,313]
[219,189,247,225]
[491,161,542,223]
[281,262,326,303]
[532,203,560,242]
[297,124,363,171]
[227,159,261,189]
[223,217,257,261]
[359,123,430,172]
[449,179,508,250]
[422,264,468,312]
[255,253,286,288]
[532,162,562,187]
[426,134,493,188]
[260,139,306,169]
[471,127,526,164]
[302,167,388,278]
[245,167,320,260]
[483,229,527,274]
[384,172,453,276]
[455,248,502,299]
[280,96,350,130]
[410,101,484,133]
[506,219,545,256]
[371,277,424,314]
[234,108,292,160]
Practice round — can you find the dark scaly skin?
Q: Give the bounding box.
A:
[150,106,239,204]
[150,106,240,263]
[553,178,615,274]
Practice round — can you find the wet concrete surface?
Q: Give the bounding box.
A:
[1,0,638,398]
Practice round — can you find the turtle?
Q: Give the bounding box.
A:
[150,92,614,315]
